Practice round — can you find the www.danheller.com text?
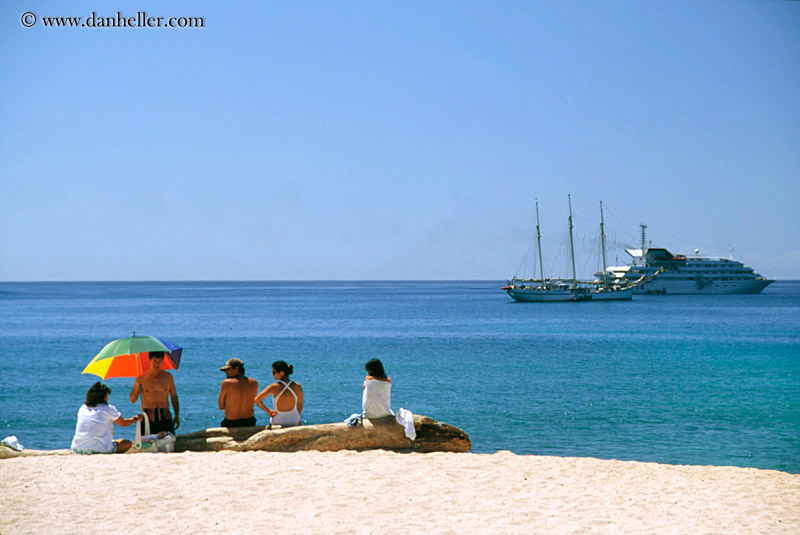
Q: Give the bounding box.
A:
[28,11,205,29]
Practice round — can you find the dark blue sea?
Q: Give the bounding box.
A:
[1,281,798,472]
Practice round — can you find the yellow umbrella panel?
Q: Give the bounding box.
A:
[82,335,181,380]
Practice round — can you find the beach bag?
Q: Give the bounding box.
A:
[345,413,362,427]
[154,433,176,452]
[132,412,157,453]
[1,435,24,451]
[131,412,175,453]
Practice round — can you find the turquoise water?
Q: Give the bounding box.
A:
[1,281,798,472]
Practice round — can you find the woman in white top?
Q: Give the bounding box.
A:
[362,358,393,418]
[71,382,142,454]
[255,360,303,427]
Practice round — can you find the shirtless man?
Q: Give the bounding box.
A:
[218,358,259,428]
[129,352,180,434]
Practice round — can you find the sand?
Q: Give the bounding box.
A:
[1,450,798,535]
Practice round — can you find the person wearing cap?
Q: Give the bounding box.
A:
[218,358,259,428]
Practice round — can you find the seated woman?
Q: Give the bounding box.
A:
[255,360,303,427]
[71,382,143,454]
[362,358,393,418]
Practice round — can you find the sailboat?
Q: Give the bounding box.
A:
[502,196,658,302]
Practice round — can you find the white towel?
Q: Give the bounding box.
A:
[395,408,416,441]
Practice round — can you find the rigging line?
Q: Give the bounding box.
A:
[602,229,631,262]
[556,232,573,280]
[585,233,603,275]
[514,231,534,278]
[513,202,541,278]
[565,193,599,221]
[518,242,541,279]
[644,226,730,255]
[574,233,593,280]
[532,193,566,207]
[601,203,638,246]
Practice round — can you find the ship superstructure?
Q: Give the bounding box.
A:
[602,225,773,295]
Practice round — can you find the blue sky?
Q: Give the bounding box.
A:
[2,1,798,280]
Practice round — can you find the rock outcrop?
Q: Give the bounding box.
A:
[174,414,470,453]
[0,446,69,459]
[0,415,470,458]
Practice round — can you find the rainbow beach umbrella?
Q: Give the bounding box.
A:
[82,334,183,379]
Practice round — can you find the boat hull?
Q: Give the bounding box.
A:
[633,278,773,295]
[507,286,633,302]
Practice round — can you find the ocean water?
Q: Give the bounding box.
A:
[1,281,798,473]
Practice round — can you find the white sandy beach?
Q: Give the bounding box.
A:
[0,451,800,535]
[1,450,798,535]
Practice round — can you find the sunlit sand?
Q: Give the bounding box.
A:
[1,450,798,534]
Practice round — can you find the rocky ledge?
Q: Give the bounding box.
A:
[0,415,470,458]
[0,447,69,460]
[175,414,471,453]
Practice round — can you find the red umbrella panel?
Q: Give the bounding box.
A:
[82,336,182,379]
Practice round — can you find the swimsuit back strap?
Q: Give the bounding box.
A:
[276,380,298,408]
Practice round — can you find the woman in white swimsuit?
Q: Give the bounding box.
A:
[255,360,303,427]
[362,358,393,418]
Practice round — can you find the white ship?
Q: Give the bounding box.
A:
[503,198,659,302]
[601,224,774,295]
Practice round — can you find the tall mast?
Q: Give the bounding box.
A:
[600,201,608,288]
[639,223,647,252]
[535,199,545,289]
[639,222,648,264]
[568,194,577,288]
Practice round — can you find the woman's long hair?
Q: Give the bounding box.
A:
[85,382,111,407]
[365,358,387,380]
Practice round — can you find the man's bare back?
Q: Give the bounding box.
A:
[219,376,259,420]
